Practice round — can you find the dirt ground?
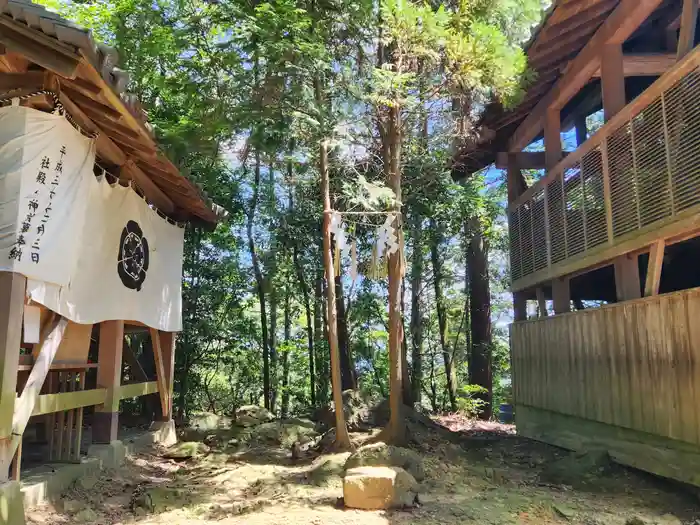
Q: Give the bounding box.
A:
[25,416,700,525]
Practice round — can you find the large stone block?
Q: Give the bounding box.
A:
[343,466,417,510]
[87,440,126,469]
[344,442,426,481]
[0,480,25,525]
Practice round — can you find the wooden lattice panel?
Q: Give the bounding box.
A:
[608,123,639,238]
[509,209,522,281]
[581,147,607,250]
[564,163,585,257]
[532,190,548,271]
[667,71,700,213]
[547,176,566,264]
[633,98,672,227]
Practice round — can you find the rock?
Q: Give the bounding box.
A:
[241,420,318,448]
[345,442,426,482]
[656,515,682,525]
[308,452,351,486]
[626,518,647,525]
[236,405,275,427]
[343,466,418,510]
[161,441,210,460]
[227,437,240,447]
[189,412,233,430]
[74,508,98,522]
[63,499,85,513]
[552,504,576,521]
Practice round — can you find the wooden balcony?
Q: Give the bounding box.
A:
[509,46,700,292]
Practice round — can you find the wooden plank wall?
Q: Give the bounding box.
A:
[511,286,700,446]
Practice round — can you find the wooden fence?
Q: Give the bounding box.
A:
[512,287,700,446]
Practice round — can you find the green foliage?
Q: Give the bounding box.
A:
[41,0,543,421]
[456,384,489,417]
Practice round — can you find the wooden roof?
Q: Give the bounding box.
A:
[0,0,224,227]
[455,0,680,177]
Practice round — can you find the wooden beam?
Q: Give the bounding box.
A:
[0,16,80,78]
[536,287,549,317]
[60,84,122,120]
[10,317,68,460]
[509,0,665,151]
[94,320,124,443]
[31,388,107,417]
[544,109,562,169]
[678,0,698,58]
[121,160,175,215]
[614,254,641,301]
[601,43,626,120]
[0,273,25,446]
[496,152,545,170]
[644,240,665,296]
[592,53,678,78]
[552,277,571,314]
[149,328,169,419]
[0,71,44,93]
[118,381,158,400]
[58,92,127,166]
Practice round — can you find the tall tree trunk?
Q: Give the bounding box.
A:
[430,219,457,412]
[281,281,291,418]
[317,74,351,449]
[467,216,493,420]
[268,162,279,413]
[334,275,355,390]
[246,151,271,409]
[409,211,424,406]
[382,101,406,444]
[314,274,329,405]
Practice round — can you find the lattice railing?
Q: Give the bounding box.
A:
[509,48,700,288]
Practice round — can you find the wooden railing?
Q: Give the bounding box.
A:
[509,46,700,291]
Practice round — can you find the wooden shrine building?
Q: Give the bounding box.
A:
[456,0,700,487]
[0,0,221,511]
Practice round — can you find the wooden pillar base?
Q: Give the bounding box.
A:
[92,411,118,444]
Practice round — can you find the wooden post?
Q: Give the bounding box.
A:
[615,254,641,301]
[644,240,665,297]
[0,273,25,475]
[73,370,85,461]
[677,0,698,59]
[158,332,176,421]
[601,43,626,121]
[94,320,124,444]
[544,109,562,170]
[575,116,588,146]
[506,155,528,204]
[536,288,548,317]
[513,293,527,321]
[149,328,169,419]
[552,277,571,314]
